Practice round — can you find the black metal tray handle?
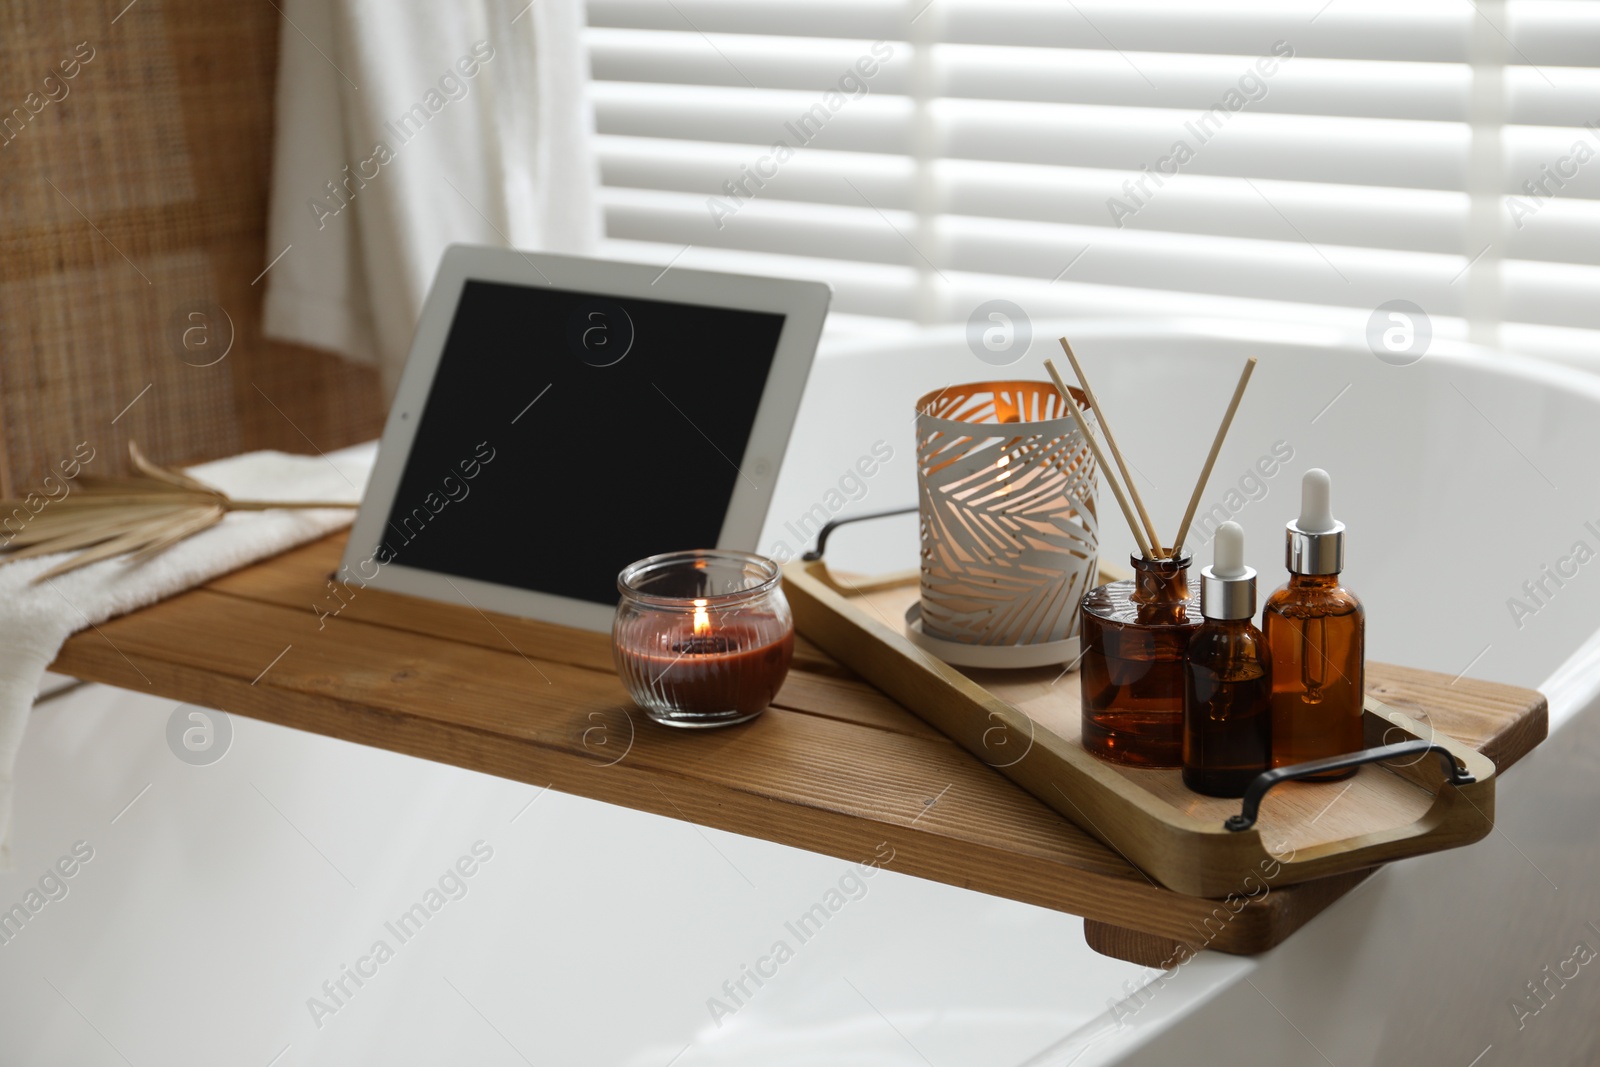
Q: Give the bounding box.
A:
[1223,740,1477,832]
[802,506,918,562]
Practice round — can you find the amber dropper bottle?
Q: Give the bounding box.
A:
[1264,469,1366,780]
[1183,521,1272,797]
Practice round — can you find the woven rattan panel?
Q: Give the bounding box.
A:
[0,0,384,497]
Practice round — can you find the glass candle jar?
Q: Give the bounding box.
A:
[613,550,794,728]
[1079,553,1203,767]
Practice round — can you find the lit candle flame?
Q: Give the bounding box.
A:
[692,598,711,637]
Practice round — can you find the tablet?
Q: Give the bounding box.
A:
[340,246,831,631]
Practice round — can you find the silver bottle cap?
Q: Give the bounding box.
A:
[1201,521,1255,620]
[1286,519,1346,576]
[1286,468,1345,576]
[1201,565,1256,620]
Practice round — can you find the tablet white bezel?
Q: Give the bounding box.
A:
[339,245,831,632]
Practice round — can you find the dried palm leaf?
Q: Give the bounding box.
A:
[0,442,356,581]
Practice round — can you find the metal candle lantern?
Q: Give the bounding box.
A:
[911,381,1100,667]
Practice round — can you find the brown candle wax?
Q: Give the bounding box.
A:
[616,615,793,717]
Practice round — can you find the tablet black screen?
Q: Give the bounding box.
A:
[374,279,786,606]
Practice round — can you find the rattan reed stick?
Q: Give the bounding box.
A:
[1171,357,1258,555]
[1044,358,1154,560]
[1057,337,1164,557]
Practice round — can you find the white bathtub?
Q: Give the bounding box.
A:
[4,319,1598,1065]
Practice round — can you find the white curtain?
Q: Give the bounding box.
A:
[263,0,600,395]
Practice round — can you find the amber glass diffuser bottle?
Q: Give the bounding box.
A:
[1263,469,1365,780]
[1050,346,1257,771]
[1183,521,1271,796]
[1080,553,1203,767]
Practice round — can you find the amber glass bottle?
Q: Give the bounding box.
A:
[1080,553,1203,767]
[1263,470,1365,780]
[1184,522,1272,797]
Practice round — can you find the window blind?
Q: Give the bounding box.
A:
[585,0,1600,367]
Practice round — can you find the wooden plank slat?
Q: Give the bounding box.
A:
[1363,663,1549,773]
[206,539,935,739]
[47,532,1548,961]
[206,537,846,677]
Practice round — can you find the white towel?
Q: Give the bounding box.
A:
[261,0,600,396]
[0,443,377,866]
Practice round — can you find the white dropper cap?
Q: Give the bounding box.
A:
[1213,521,1246,578]
[1202,521,1255,619]
[1286,467,1345,575]
[1298,468,1338,533]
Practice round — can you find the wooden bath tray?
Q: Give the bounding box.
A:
[786,559,1510,898]
[49,532,1546,964]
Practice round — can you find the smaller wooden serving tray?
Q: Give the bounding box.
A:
[786,560,1501,898]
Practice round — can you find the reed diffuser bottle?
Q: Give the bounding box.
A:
[1080,554,1202,767]
[1183,522,1271,796]
[1264,469,1365,779]
[1046,346,1258,770]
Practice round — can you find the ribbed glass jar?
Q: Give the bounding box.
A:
[613,550,794,728]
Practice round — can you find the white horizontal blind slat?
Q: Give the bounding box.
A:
[601,187,1489,313]
[600,138,1600,269]
[589,0,1600,65]
[595,83,1600,198]
[593,83,1475,190]
[938,101,1471,189]
[598,237,921,319]
[597,139,1471,255]
[591,82,916,155]
[589,31,1599,128]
